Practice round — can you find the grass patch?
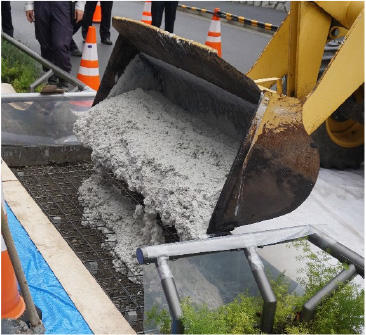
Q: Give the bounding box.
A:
[1,38,43,92]
[148,241,364,334]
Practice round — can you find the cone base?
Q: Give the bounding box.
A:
[1,296,25,320]
[77,74,100,91]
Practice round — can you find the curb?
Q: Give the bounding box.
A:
[178,4,279,34]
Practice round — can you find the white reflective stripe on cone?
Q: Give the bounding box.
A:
[81,43,98,61]
[78,66,100,76]
[142,15,151,20]
[206,36,221,43]
[2,235,7,252]
[208,20,221,32]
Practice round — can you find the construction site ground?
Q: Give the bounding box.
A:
[2,2,364,334]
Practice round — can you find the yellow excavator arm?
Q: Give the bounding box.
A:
[247,1,364,135]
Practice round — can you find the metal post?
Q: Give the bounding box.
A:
[308,232,364,277]
[1,205,43,329]
[301,264,357,322]
[155,256,184,334]
[2,32,88,91]
[29,69,53,92]
[244,247,276,333]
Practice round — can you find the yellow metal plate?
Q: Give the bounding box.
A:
[303,10,364,135]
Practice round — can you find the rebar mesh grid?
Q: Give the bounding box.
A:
[12,162,147,332]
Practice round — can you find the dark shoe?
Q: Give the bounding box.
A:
[58,79,69,91]
[71,46,82,57]
[47,74,58,85]
[101,38,113,45]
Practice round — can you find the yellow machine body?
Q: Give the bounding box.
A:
[247,1,364,139]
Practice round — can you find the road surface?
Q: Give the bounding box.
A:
[10,1,274,78]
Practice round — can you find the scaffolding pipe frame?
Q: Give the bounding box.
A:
[137,227,363,333]
[301,264,357,322]
[244,247,277,333]
[155,256,184,334]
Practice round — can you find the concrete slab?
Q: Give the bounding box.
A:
[1,161,135,335]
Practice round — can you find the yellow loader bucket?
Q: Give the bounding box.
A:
[92,17,320,235]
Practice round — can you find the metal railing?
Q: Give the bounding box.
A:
[137,227,364,333]
[2,32,90,92]
[178,4,279,32]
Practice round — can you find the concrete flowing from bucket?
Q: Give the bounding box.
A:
[75,88,238,241]
[78,174,164,280]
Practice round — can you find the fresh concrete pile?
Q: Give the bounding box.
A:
[76,88,238,240]
[79,174,164,280]
[75,56,241,280]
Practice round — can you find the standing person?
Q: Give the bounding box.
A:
[2,1,14,37]
[25,1,85,88]
[82,1,113,45]
[151,1,178,33]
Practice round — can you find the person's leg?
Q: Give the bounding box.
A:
[82,1,97,40]
[1,2,14,37]
[164,1,178,33]
[50,2,73,73]
[151,2,164,28]
[100,1,113,43]
[34,2,53,67]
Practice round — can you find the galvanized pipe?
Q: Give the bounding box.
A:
[2,32,88,91]
[136,225,311,264]
[29,69,53,92]
[301,264,357,322]
[2,91,96,103]
[308,231,364,277]
[155,256,184,334]
[244,247,276,333]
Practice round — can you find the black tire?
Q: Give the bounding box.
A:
[311,123,364,169]
[311,40,364,170]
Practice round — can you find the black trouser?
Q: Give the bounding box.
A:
[34,2,73,72]
[151,1,178,33]
[82,1,113,40]
[1,1,14,37]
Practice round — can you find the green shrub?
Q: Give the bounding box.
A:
[1,39,43,92]
[148,241,364,334]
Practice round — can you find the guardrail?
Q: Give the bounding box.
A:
[2,32,90,92]
[239,1,289,13]
[178,4,279,33]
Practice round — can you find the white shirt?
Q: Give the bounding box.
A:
[25,1,85,12]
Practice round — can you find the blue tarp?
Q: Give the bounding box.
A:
[5,202,93,334]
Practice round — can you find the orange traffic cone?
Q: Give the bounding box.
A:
[141,1,152,25]
[92,1,102,23]
[77,26,100,91]
[1,204,26,320]
[205,8,222,57]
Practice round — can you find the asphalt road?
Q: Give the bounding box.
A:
[184,1,287,25]
[10,1,278,80]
